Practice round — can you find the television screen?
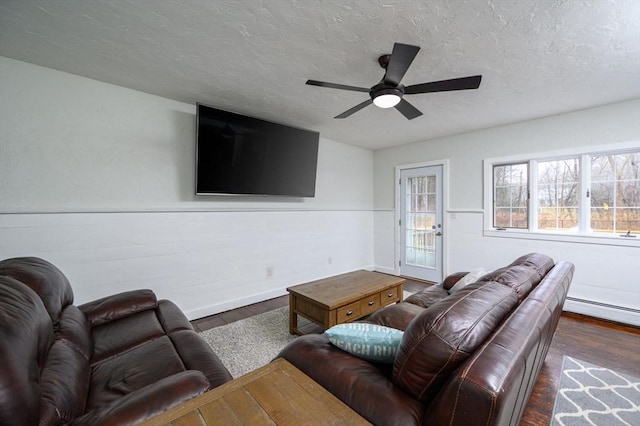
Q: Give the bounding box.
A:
[195,103,319,197]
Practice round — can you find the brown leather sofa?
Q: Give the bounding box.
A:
[277,253,574,426]
[0,257,232,425]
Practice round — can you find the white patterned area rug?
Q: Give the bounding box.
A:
[551,356,640,425]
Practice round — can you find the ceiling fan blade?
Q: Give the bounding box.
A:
[306,79,370,93]
[404,75,482,94]
[384,43,420,86]
[335,99,373,119]
[395,99,423,120]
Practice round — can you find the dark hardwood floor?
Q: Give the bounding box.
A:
[191,279,640,425]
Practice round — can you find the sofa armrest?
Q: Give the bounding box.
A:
[68,370,210,426]
[169,330,233,386]
[277,334,425,426]
[366,302,426,330]
[79,289,157,327]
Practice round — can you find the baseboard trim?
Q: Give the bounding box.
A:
[564,297,640,327]
[185,287,288,321]
[374,266,397,275]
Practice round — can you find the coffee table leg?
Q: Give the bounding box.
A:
[289,294,298,335]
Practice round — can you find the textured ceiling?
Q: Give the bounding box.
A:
[1,0,639,149]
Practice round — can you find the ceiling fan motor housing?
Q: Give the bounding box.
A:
[370,83,404,101]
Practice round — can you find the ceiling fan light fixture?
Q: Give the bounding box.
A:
[373,93,401,108]
[306,42,481,120]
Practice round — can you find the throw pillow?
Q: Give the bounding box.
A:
[448,268,487,293]
[324,322,404,363]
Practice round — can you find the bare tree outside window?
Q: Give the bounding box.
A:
[406,176,436,266]
[591,152,640,235]
[489,149,638,238]
[537,158,580,231]
[494,163,528,228]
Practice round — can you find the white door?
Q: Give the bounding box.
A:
[399,165,443,282]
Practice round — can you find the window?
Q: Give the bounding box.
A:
[536,158,580,231]
[590,153,640,235]
[485,145,640,242]
[493,163,528,229]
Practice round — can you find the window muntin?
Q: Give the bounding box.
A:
[488,149,639,238]
[493,163,528,229]
[537,158,580,231]
[590,153,640,235]
[405,176,437,267]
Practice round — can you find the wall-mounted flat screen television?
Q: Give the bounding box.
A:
[196,103,320,197]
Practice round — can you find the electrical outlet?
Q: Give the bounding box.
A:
[328,257,332,265]
[266,266,273,278]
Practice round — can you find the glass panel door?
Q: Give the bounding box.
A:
[400,165,443,282]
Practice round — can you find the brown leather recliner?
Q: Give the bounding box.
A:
[0,257,233,425]
[277,253,575,426]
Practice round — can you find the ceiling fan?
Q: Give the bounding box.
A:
[306,42,482,120]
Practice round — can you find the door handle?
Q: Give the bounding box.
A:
[435,231,443,236]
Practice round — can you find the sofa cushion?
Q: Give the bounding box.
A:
[0,256,74,325]
[58,305,93,360]
[481,253,554,301]
[79,289,157,327]
[325,323,404,363]
[87,336,187,410]
[40,339,91,425]
[69,371,211,426]
[0,276,53,426]
[393,281,519,402]
[366,301,426,330]
[404,285,449,308]
[90,309,166,364]
[37,305,93,424]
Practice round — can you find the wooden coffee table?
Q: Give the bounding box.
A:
[141,358,370,425]
[287,270,405,335]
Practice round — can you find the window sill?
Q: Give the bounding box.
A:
[483,229,640,247]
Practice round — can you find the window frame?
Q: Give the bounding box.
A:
[483,142,640,247]
[492,162,529,229]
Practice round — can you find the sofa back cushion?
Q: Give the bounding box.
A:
[480,253,554,301]
[392,281,519,402]
[0,257,74,325]
[0,276,53,425]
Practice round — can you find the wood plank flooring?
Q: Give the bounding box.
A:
[191,279,640,425]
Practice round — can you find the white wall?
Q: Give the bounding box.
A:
[2,56,638,325]
[0,57,374,319]
[0,56,372,213]
[374,100,640,325]
[374,100,640,210]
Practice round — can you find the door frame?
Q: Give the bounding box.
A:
[394,160,450,281]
